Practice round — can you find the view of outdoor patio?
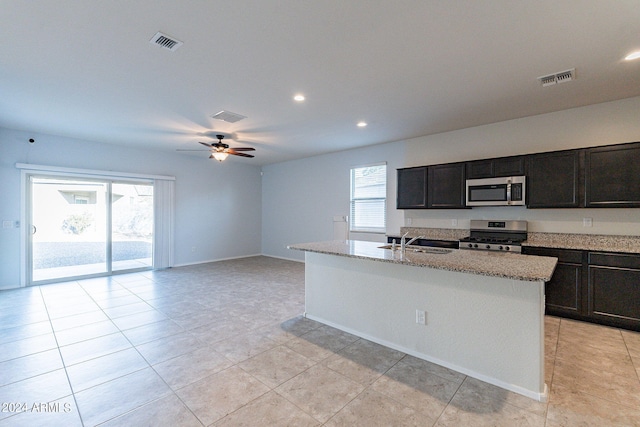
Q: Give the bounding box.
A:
[31,178,153,282]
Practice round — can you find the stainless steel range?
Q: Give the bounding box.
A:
[458,220,527,253]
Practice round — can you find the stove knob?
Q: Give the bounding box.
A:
[499,246,504,251]
[473,244,478,248]
[485,245,491,249]
[467,243,473,248]
[505,246,510,251]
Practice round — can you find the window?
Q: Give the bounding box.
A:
[350,163,387,233]
[73,195,89,204]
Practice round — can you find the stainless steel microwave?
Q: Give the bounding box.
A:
[465,176,526,206]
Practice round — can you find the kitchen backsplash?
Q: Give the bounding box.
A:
[402,206,640,237]
[393,227,640,254]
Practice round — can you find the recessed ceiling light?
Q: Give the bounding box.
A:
[624,51,640,61]
[293,94,305,102]
[357,121,367,127]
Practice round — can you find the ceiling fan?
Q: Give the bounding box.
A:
[178,134,255,162]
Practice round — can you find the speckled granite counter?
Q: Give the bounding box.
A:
[390,228,640,254]
[524,232,640,254]
[389,227,467,241]
[288,240,557,282]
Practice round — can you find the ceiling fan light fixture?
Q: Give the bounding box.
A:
[625,51,640,61]
[211,152,229,162]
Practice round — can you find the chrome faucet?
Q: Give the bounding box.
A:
[400,232,424,252]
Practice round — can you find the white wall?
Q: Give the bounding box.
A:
[262,96,640,261]
[0,128,262,289]
[261,142,406,261]
[403,96,640,235]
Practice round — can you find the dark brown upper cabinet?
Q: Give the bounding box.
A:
[585,142,640,208]
[398,141,640,210]
[527,150,584,208]
[428,162,467,209]
[397,167,427,209]
[466,156,526,179]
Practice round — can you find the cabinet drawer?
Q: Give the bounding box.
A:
[588,252,640,269]
[523,247,583,264]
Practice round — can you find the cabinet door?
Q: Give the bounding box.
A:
[397,167,427,209]
[428,163,466,208]
[527,150,583,208]
[585,142,640,207]
[546,263,582,314]
[493,156,525,177]
[466,160,493,179]
[588,252,640,331]
[465,156,525,179]
[523,247,584,316]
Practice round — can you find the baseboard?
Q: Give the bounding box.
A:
[171,253,263,268]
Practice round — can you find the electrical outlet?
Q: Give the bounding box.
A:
[406,218,412,225]
[415,309,426,325]
[191,246,196,252]
[2,221,11,229]
[583,218,593,227]
[451,219,458,226]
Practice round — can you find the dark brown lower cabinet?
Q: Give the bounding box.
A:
[523,247,640,331]
[523,247,584,318]
[588,252,640,330]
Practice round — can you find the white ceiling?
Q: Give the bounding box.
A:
[1,1,639,165]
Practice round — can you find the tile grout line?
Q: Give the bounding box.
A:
[432,375,467,427]
[553,319,640,412]
[48,275,162,425]
[95,274,210,427]
[620,330,640,384]
[38,282,87,427]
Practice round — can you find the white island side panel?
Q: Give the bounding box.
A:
[304,251,546,401]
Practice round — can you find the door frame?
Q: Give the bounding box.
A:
[18,164,174,287]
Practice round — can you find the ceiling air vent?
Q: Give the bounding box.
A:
[150,32,183,52]
[538,68,576,87]
[211,110,247,123]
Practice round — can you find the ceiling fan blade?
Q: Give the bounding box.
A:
[229,147,255,151]
[227,150,255,158]
[198,141,214,148]
[176,149,211,151]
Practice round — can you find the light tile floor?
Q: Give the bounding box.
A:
[1,256,640,426]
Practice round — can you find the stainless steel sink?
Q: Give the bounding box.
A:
[378,244,452,254]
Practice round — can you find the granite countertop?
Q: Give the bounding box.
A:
[524,232,640,254]
[390,227,640,254]
[288,240,557,282]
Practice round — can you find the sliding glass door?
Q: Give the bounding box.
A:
[29,175,153,284]
[111,182,153,272]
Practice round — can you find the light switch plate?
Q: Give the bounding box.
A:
[2,220,12,229]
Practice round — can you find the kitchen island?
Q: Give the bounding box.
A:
[288,240,557,401]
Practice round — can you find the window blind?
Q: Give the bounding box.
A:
[350,164,386,233]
